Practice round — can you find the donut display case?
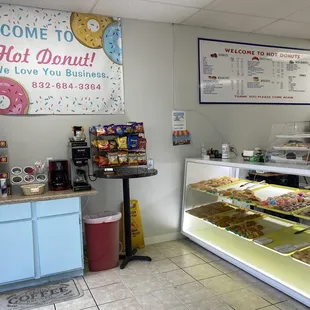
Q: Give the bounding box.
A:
[182,158,310,307]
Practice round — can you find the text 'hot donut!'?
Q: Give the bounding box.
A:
[0,45,96,67]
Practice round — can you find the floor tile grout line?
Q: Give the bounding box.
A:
[95,296,137,308]
[83,273,100,308]
[178,261,224,283]
[212,287,252,310]
[116,266,168,300]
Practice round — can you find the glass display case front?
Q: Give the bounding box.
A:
[182,158,310,307]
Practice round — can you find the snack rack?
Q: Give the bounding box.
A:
[0,141,10,194]
[89,123,148,177]
[265,121,310,165]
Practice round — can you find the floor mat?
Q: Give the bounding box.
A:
[0,279,84,310]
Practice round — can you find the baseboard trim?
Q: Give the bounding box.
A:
[144,232,183,245]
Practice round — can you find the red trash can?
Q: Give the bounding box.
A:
[83,212,122,272]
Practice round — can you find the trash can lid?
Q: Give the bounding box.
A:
[83,211,122,224]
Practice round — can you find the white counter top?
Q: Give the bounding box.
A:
[186,157,310,177]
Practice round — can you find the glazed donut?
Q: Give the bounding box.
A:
[70,13,113,49]
[103,21,123,65]
[0,77,29,115]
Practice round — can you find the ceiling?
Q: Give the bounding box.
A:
[3,0,310,39]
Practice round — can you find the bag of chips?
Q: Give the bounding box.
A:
[95,155,109,167]
[116,136,127,149]
[97,140,110,151]
[128,136,138,150]
[107,152,119,165]
[109,140,117,150]
[118,151,128,165]
[91,140,98,148]
[104,124,115,135]
[138,138,147,150]
[133,122,144,133]
[137,152,147,165]
[91,125,106,136]
[113,125,124,135]
[124,124,134,134]
[128,153,138,166]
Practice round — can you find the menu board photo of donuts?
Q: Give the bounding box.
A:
[0,4,124,114]
[199,38,310,105]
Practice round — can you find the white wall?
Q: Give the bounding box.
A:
[0,19,190,243]
[2,18,310,242]
[173,24,310,152]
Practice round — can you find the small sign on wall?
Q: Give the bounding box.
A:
[172,111,190,145]
[172,111,186,131]
[0,5,124,115]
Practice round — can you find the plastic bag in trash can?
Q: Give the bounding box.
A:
[83,211,122,224]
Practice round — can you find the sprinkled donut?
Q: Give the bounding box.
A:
[70,13,113,49]
[0,77,29,115]
[103,21,123,65]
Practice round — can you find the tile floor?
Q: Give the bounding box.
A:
[33,239,309,310]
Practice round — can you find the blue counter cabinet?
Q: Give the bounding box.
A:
[0,196,84,292]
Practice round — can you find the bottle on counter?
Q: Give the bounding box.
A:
[222,142,230,159]
[1,178,7,198]
[147,154,154,170]
[201,144,207,159]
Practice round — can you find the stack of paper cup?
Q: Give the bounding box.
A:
[0,178,7,198]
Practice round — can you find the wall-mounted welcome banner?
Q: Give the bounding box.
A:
[0,5,124,114]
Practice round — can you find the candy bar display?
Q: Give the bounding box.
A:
[90,122,147,170]
[186,202,235,219]
[261,192,310,212]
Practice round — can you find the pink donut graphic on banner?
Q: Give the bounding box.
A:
[0,77,29,115]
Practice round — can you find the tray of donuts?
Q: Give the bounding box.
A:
[204,208,263,230]
[189,177,242,194]
[186,201,238,220]
[256,187,310,215]
[291,247,310,267]
[226,216,292,241]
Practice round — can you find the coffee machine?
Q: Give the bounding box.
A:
[49,160,70,191]
[69,143,91,192]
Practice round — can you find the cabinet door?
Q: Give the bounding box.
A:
[0,221,35,284]
[37,213,82,276]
